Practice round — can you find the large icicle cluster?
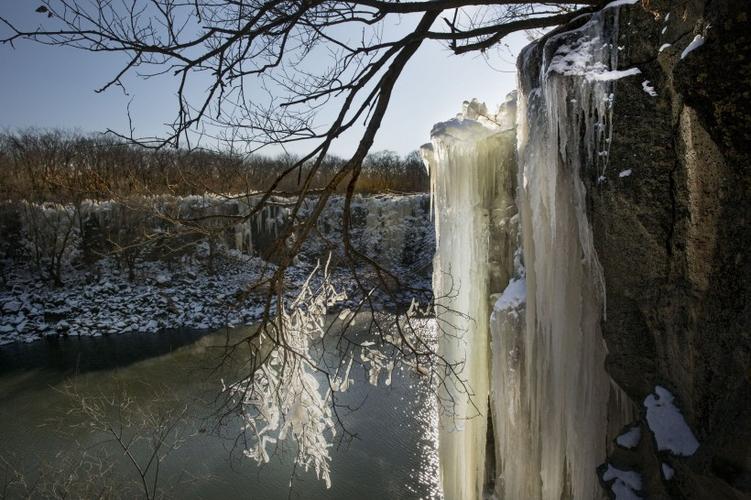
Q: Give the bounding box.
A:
[429,3,643,499]
[422,95,518,500]
[494,5,637,499]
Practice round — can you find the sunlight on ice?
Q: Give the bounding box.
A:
[425,3,640,499]
[423,94,518,500]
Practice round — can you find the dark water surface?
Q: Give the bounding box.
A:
[0,319,439,499]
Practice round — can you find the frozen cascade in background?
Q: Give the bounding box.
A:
[12,193,432,266]
[422,96,518,500]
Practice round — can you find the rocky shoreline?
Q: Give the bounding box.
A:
[0,193,435,345]
[0,253,432,346]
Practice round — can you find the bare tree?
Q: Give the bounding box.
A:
[0,383,195,500]
[1,0,602,486]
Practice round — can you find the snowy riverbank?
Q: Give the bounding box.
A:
[0,193,434,345]
[0,255,430,345]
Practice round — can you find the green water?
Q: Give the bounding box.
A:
[0,319,439,499]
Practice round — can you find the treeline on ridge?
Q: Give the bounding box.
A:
[0,130,428,203]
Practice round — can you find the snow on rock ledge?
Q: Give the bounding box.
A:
[616,425,641,449]
[600,464,643,500]
[644,385,700,456]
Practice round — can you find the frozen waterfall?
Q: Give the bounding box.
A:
[430,4,638,499]
[423,96,518,500]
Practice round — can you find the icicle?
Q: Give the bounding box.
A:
[427,4,637,499]
[425,96,517,500]
[491,5,633,499]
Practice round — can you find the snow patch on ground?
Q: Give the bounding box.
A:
[644,385,700,456]
[0,255,430,346]
[619,169,633,178]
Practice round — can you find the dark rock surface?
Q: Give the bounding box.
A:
[583,0,751,497]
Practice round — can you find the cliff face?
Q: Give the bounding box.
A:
[428,1,748,496]
[579,0,751,497]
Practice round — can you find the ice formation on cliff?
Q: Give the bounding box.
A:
[423,94,518,500]
[429,3,640,499]
[495,5,626,497]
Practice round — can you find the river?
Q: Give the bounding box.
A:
[0,317,440,499]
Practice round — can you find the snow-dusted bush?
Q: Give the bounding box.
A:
[20,202,81,285]
[224,261,438,489]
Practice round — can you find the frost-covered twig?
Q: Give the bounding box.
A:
[224,257,345,488]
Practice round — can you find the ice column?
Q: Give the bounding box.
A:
[492,6,633,499]
[423,97,518,500]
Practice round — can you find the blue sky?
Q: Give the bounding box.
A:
[0,3,527,156]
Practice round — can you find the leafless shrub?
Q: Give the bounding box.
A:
[0,382,205,500]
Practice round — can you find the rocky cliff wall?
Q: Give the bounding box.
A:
[580,1,750,497]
